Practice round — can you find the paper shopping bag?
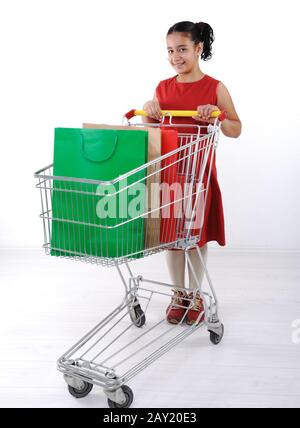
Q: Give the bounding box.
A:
[160,129,205,246]
[83,124,161,251]
[160,128,179,245]
[51,127,148,259]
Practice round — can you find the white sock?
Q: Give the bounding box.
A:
[187,244,208,290]
[165,250,185,289]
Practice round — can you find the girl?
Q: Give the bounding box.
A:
[143,21,241,325]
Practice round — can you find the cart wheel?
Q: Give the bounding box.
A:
[107,385,134,408]
[209,323,224,345]
[68,381,93,398]
[133,304,146,328]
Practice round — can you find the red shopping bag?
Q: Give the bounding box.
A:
[160,128,180,244]
[160,128,206,245]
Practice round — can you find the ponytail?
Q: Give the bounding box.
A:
[167,21,215,61]
[195,22,214,61]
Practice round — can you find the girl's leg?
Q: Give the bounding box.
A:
[165,249,185,288]
[187,244,208,289]
[165,250,187,324]
[186,244,208,325]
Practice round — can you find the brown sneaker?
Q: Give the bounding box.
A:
[166,289,189,324]
[186,291,205,325]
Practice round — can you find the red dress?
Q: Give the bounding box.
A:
[156,74,226,247]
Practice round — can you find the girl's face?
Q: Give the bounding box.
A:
[167,32,202,75]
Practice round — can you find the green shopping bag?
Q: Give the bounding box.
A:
[51,128,148,259]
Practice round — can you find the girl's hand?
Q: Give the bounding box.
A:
[192,104,220,123]
[143,100,162,121]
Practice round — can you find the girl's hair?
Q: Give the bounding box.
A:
[167,21,214,61]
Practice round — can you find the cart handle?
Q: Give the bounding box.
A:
[125,109,227,121]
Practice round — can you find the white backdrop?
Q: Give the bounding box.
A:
[0,0,299,250]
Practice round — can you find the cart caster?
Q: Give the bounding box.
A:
[107,385,134,408]
[67,381,93,398]
[129,300,146,328]
[133,304,146,327]
[209,323,224,345]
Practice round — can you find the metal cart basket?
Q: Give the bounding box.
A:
[34,110,225,408]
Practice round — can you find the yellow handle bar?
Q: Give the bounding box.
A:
[125,109,226,121]
[134,109,221,118]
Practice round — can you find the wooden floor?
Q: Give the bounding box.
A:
[0,248,299,408]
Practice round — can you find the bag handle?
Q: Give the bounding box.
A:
[80,130,118,163]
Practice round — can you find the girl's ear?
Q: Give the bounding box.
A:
[196,42,204,57]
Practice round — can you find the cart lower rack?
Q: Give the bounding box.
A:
[34,111,225,408]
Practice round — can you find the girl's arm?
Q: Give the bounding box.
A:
[142,93,162,123]
[193,82,242,138]
[217,82,242,138]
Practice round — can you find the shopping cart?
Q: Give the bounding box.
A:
[34,109,226,408]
